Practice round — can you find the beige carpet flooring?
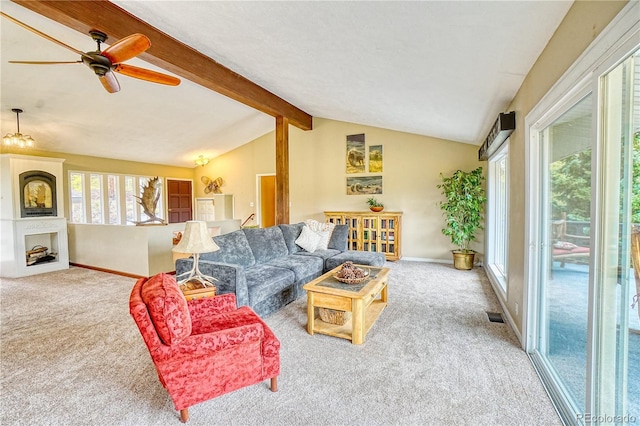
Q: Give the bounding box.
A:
[0,261,560,425]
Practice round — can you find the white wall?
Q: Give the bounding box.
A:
[68,219,240,277]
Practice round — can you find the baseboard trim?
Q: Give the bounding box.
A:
[400,257,453,264]
[485,270,523,348]
[70,263,145,279]
[70,263,178,279]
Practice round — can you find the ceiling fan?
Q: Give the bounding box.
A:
[0,11,180,93]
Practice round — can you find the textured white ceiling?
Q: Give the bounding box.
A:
[1,1,573,167]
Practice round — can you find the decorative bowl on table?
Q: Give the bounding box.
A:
[334,261,370,284]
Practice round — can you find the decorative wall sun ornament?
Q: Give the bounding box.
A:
[201,176,223,194]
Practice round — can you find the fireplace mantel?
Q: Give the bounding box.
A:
[0,154,69,277]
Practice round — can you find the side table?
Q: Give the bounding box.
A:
[180,280,216,301]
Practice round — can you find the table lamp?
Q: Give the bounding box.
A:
[173,221,219,286]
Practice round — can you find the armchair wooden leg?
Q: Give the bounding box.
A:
[270,376,278,392]
[180,408,189,423]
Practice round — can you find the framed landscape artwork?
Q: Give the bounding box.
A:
[369,145,383,172]
[346,133,365,174]
[346,176,382,195]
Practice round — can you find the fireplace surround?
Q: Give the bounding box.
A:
[0,154,69,277]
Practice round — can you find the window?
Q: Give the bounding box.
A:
[107,175,119,225]
[69,172,84,223]
[486,141,509,293]
[125,176,136,223]
[68,172,164,225]
[89,174,103,224]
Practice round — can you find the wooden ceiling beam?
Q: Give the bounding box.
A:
[12,0,313,131]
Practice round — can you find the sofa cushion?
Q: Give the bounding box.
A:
[328,224,349,251]
[141,273,191,346]
[200,230,256,268]
[245,264,296,306]
[325,250,386,272]
[266,254,323,282]
[278,223,304,254]
[243,226,289,263]
[295,225,321,253]
[297,248,341,263]
[305,219,335,250]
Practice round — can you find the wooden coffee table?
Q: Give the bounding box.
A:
[303,264,389,345]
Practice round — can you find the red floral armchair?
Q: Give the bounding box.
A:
[129,273,280,423]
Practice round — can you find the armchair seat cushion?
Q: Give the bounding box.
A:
[192,305,267,335]
[141,273,191,345]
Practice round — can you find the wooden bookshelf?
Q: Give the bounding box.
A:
[325,211,402,261]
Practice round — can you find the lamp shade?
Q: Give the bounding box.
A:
[172,221,220,254]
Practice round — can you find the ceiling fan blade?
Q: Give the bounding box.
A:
[0,11,93,61]
[9,61,82,65]
[113,64,180,86]
[99,71,121,94]
[101,34,150,64]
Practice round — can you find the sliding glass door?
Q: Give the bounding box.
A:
[528,46,639,425]
[536,93,593,415]
[597,49,639,422]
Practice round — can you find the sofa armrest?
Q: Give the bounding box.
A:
[187,293,236,320]
[176,258,249,307]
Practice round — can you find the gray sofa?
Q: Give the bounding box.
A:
[175,222,385,317]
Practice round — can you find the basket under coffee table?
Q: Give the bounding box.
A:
[303,264,390,345]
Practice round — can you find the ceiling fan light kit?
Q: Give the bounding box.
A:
[195,155,210,167]
[3,108,35,148]
[0,12,181,94]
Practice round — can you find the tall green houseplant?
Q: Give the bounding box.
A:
[437,167,486,269]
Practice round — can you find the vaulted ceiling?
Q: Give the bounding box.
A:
[0,1,573,168]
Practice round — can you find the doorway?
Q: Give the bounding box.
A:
[258,174,276,227]
[166,179,192,223]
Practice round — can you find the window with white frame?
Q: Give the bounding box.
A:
[68,172,164,225]
[486,141,509,292]
[69,172,85,223]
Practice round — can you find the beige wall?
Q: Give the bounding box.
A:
[202,117,482,261]
[0,146,195,219]
[504,0,628,333]
[200,0,629,336]
[1,0,628,331]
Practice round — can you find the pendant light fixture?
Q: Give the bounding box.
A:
[194,155,210,167]
[3,108,35,148]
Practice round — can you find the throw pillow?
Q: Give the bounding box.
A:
[328,224,349,251]
[141,272,192,345]
[305,219,336,250]
[553,241,578,250]
[295,225,321,252]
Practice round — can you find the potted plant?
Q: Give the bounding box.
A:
[437,167,486,270]
[366,197,384,212]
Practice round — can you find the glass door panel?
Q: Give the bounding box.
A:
[538,93,593,413]
[598,49,639,420]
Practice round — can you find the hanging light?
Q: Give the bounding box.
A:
[194,155,209,167]
[3,108,35,148]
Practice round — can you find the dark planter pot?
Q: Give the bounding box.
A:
[370,206,384,212]
[452,250,475,270]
